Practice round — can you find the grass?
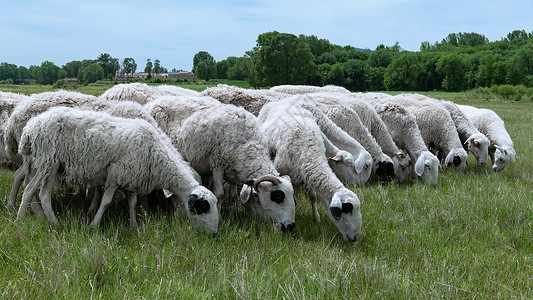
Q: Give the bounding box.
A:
[0,86,532,298]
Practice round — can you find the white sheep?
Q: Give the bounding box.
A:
[363,99,440,185]
[270,84,350,95]
[145,95,297,232]
[381,94,469,172]
[0,91,28,172]
[99,82,199,104]
[297,92,412,182]
[404,93,490,167]
[17,106,219,232]
[4,90,162,213]
[258,97,363,242]
[457,104,516,172]
[201,84,286,116]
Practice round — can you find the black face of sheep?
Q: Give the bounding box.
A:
[453,155,462,167]
[376,161,394,182]
[329,202,354,221]
[188,194,211,215]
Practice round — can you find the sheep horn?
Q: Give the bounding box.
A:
[253,175,282,191]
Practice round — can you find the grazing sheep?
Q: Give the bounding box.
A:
[258,97,362,242]
[297,92,412,182]
[312,102,399,183]
[145,95,297,232]
[0,91,28,171]
[201,84,286,116]
[99,82,199,104]
[4,90,161,212]
[364,99,440,185]
[457,104,516,172]
[17,107,219,232]
[381,94,469,172]
[404,93,490,167]
[270,84,350,95]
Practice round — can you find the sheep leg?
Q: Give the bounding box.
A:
[310,192,321,222]
[38,164,60,224]
[6,165,26,212]
[16,172,42,220]
[87,185,102,213]
[212,167,225,200]
[90,184,118,228]
[128,193,138,228]
[25,169,45,218]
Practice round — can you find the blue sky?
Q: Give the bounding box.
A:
[2,0,531,72]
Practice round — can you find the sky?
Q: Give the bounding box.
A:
[2,0,532,72]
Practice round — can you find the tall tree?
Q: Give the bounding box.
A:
[63,60,82,78]
[32,61,60,85]
[436,53,467,91]
[97,53,120,79]
[251,31,316,87]
[0,62,18,82]
[122,58,137,77]
[153,59,161,74]
[145,59,153,78]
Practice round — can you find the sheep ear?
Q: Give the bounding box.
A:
[354,154,365,173]
[414,157,425,176]
[444,153,454,167]
[494,145,504,151]
[464,136,473,145]
[240,186,252,204]
[330,206,342,220]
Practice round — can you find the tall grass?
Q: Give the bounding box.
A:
[0,93,531,298]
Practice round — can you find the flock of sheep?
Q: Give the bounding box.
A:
[0,83,516,242]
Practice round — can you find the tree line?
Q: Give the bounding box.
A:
[192,29,533,92]
[0,54,172,86]
[2,29,532,91]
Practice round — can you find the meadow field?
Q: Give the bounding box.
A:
[0,84,531,298]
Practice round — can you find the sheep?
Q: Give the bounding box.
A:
[379,94,469,172]
[363,99,440,185]
[17,106,219,232]
[0,91,28,172]
[310,102,399,183]
[145,95,297,232]
[403,93,490,167]
[258,97,363,242]
[99,82,199,104]
[457,104,516,172]
[4,90,162,213]
[295,92,412,183]
[270,84,350,95]
[201,84,286,116]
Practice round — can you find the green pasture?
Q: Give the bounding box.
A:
[0,85,531,298]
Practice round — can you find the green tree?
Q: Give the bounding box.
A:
[384,53,423,91]
[507,46,533,86]
[122,58,137,77]
[153,59,161,74]
[145,59,153,79]
[18,66,31,82]
[0,62,18,82]
[192,51,215,78]
[436,53,467,91]
[97,53,120,79]
[251,31,316,86]
[78,63,104,85]
[343,59,367,91]
[33,61,60,85]
[63,60,82,78]
[195,60,216,80]
[57,68,67,80]
[227,57,251,80]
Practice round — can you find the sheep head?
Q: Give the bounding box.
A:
[185,186,219,234]
[444,148,468,173]
[465,133,490,167]
[328,188,362,242]
[492,145,516,172]
[241,175,296,232]
[414,151,439,185]
[391,151,411,184]
[329,150,372,186]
